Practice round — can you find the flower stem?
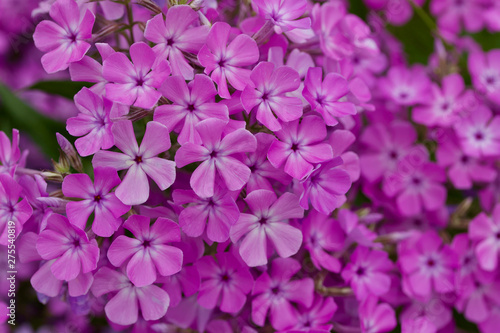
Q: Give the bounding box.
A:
[125,0,135,45]
[252,20,275,45]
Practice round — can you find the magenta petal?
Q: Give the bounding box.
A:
[141,157,176,191]
[107,235,141,267]
[269,192,304,221]
[239,227,267,267]
[66,200,95,230]
[105,287,139,326]
[62,173,93,198]
[266,222,303,258]
[138,122,171,158]
[151,245,183,276]
[151,217,181,243]
[179,206,209,237]
[93,166,121,193]
[191,160,216,198]
[36,230,69,260]
[31,261,63,297]
[51,250,81,281]
[103,52,135,83]
[112,120,139,156]
[92,150,132,170]
[115,164,150,205]
[219,129,257,155]
[33,20,65,52]
[127,250,157,287]
[226,34,259,67]
[220,288,247,313]
[68,271,93,297]
[136,284,170,321]
[215,157,251,191]
[175,143,210,168]
[130,42,155,76]
[198,279,223,309]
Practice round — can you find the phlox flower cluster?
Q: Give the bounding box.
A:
[1,0,500,332]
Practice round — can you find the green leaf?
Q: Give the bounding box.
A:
[27,80,91,100]
[387,14,435,64]
[0,83,67,159]
[471,30,500,51]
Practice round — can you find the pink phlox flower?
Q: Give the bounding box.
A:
[102,42,171,109]
[251,258,314,330]
[268,115,333,180]
[172,186,239,242]
[196,252,254,314]
[359,121,417,183]
[67,87,128,156]
[341,246,393,300]
[291,294,337,332]
[451,233,488,293]
[160,265,200,308]
[18,175,58,230]
[483,1,500,32]
[453,104,500,158]
[437,135,497,189]
[198,22,259,99]
[91,266,170,326]
[107,215,183,287]
[164,295,213,332]
[299,157,352,215]
[431,0,484,34]
[455,266,500,324]
[398,230,457,300]
[312,2,378,60]
[400,295,452,333]
[302,67,357,126]
[241,61,302,131]
[33,0,95,73]
[154,74,229,145]
[30,259,94,298]
[36,214,99,281]
[384,0,425,26]
[175,118,257,198]
[268,47,315,106]
[302,210,344,273]
[69,43,115,95]
[93,120,176,205]
[243,133,291,193]
[359,296,397,333]
[144,6,209,80]
[469,204,500,271]
[468,50,500,105]
[229,189,304,267]
[0,174,32,245]
[62,166,130,237]
[412,73,474,127]
[382,153,447,217]
[323,57,374,111]
[378,65,431,106]
[338,209,381,250]
[268,47,315,80]
[252,0,313,43]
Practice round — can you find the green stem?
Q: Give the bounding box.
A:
[408,0,436,32]
[125,1,135,45]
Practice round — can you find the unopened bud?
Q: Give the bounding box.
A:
[56,133,83,172]
[136,0,163,14]
[92,22,125,43]
[189,0,204,10]
[40,171,64,182]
